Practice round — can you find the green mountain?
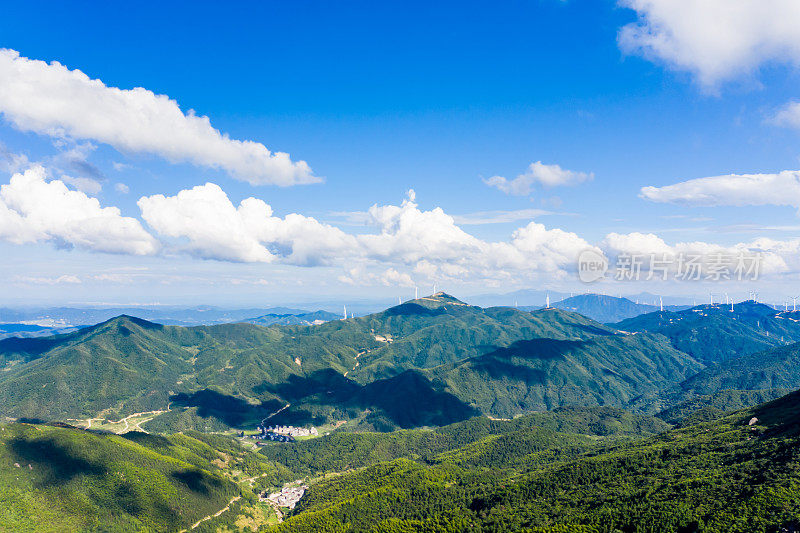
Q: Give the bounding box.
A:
[243,310,340,326]
[612,301,800,364]
[423,332,703,418]
[637,340,800,422]
[548,293,663,323]
[274,388,800,533]
[0,295,633,429]
[260,407,669,476]
[680,341,800,394]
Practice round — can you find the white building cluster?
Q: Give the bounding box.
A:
[266,425,319,437]
[264,483,308,509]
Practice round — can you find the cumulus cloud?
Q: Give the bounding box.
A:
[484,161,593,196]
[640,171,800,212]
[0,49,318,186]
[338,267,416,288]
[138,182,356,264]
[115,183,130,194]
[0,166,158,254]
[601,231,791,277]
[618,0,800,88]
[136,184,594,284]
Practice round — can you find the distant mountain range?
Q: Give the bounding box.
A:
[542,293,688,323]
[0,305,331,327]
[613,300,800,365]
[0,306,341,337]
[243,310,341,327]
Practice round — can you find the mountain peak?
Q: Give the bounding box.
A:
[412,292,469,308]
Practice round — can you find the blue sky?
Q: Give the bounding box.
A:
[1,0,800,307]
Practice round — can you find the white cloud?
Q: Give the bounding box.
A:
[484,161,593,196]
[13,274,81,285]
[640,170,800,212]
[138,182,356,264]
[136,184,593,284]
[0,166,158,255]
[0,49,318,186]
[618,0,800,88]
[338,267,416,288]
[60,174,102,194]
[115,183,130,194]
[601,231,793,277]
[769,101,800,130]
[0,144,30,174]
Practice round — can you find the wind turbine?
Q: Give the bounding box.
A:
[709,293,713,306]
[793,296,798,312]
[342,305,347,320]
[659,296,663,312]
[546,294,550,308]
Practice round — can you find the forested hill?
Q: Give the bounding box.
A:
[0,294,641,429]
[273,388,800,533]
[612,301,800,364]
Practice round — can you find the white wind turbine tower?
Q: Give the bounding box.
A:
[546,294,550,308]
[793,296,799,312]
[709,293,713,306]
[342,304,347,320]
[659,296,663,312]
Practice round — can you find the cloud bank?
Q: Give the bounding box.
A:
[640,171,800,212]
[2,168,799,286]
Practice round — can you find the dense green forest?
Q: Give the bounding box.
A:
[274,390,800,532]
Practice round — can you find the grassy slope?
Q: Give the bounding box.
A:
[0,423,243,532]
[276,389,800,533]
